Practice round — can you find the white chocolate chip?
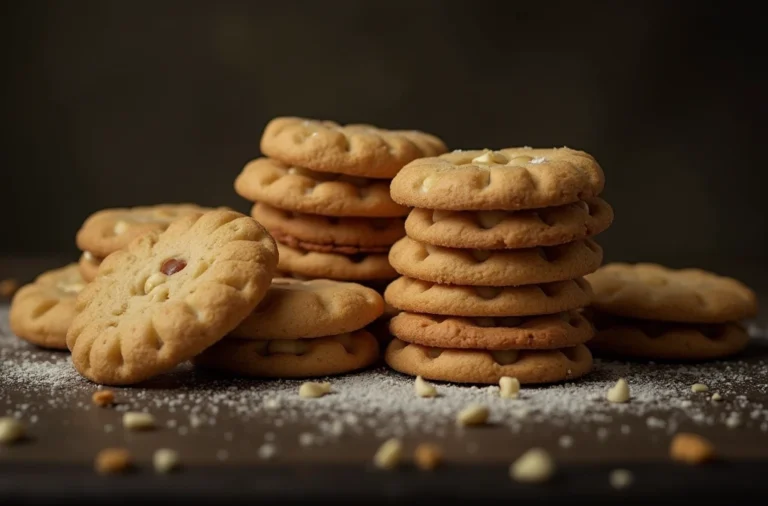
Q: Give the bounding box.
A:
[510,448,555,483]
[470,249,492,262]
[476,211,507,229]
[499,376,520,399]
[122,412,156,431]
[606,378,630,403]
[530,156,547,164]
[456,404,489,426]
[420,175,438,193]
[609,469,634,489]
[373,438,403,470]
[471,150,508,165]
[113,220,129,235]
[58,281,86,294]
[0,417,25,444]
[83,251,95,262]
[414,376,437,398]
[153,448,180,473]
[711,393,722,401]
[299,382,331,399]
[144,272,168,294]
[691,383,709,393]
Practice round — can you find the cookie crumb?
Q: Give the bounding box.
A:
[153,448,180,473]
[670,433,715,464]
[299,432,315,447]
[414,376,437,398]
[95,448,132,475]
[0,278,19,298]
[414,443,443,470]
[609,469,634,489]
[0,417,25,444]
[691,383,709,393]
[299,382,331,398]
[558,435,573,448]
[711,392,722,402]
[499,376,520,399]
[373,438,403,470]
[122,411,156,431]
[456,404,490,426]
[91,390,115,407]
[510,448,555,483]
[258,443,276,460]
[725,412,742,428]
[606,378,630,403]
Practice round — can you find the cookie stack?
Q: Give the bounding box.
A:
[235,117,447,289]
[383,147,614,384]
[586,263,758,361]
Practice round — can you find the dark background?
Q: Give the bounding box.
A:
[1,1,764,282]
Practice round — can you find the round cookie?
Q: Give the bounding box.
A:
[405,198,613,249]
[76,203,213,259]
[585,262,758,323]
[232,278,384,339]
[389,237,603,286]
[277,243,397,281]
[390,147,604,211]
[66,209,278,385]
[194,330,380,378]
[251,202,405,254]
[389,310,593,350]
[259,116,448,179]
[78,252,101,282]
[9,264,86,350]
[385,276,592,317]
[385,338,593,384]
[235,158,409,217]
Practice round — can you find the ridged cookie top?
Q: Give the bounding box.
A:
[260,117,448,179]
[66,209,278,386]
[390,147,604,210]
[232,278,384,339]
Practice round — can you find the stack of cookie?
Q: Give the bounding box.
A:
[195,278,384,378]
[586,263,758,361]
[383,147,613,384]
[235,117,447,289]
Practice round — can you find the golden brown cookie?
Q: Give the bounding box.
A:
[76,204,213,259]
[66,209,278,385]
[588,311,749,360]
[232,278,384,339]
[9,264,86,350]
[235,158,408,217]
[194,330,379,378]
[251,202,405,254]
[385,338,592,384]
[389,311,593,350]
[277,243,397,281]
[78,252,101,282]
[389,237,603,286]
[404,198,613,249]
[586,263,758,323]
[390,147,604,211]
[259,116,448,179]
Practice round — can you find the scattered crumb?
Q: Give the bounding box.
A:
[153,448,180,473]
[299,382,331,399]
[711,393,722,402]
[299,432,315,447]
[258,443,276,460]
[456,404,489,426]
[122,411,156,431]
[609,469,634,489]
[499,376,520,399]
[607,378,630,403]
[670,433,715,464]
[558,435,574,448]
[373,438,403,470]
[691,383,709,393]
[0,416,25,444]
[414,443,443,470]
[95,448,132,474]
[91,390,115,407]
[510,448,555,483]
[414,376,437,398]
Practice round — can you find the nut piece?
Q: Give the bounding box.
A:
[0,417,25,444]
[122,411,156,431]
[153,448,180,473]
[373,438,403,470]
[456,404,490,426]
[691,383,709,393]
[499,376,520,399]
[95,448,132,474]
[510,448,555,483]
[414,443,443,471]
[609,469,634,489]
[414,376,437,398]
[299,381,331,398]
[92,390,115,407]
[0,279,19,298]
[606,378,630,403]
[669,432,715,465]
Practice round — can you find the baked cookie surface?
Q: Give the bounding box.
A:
[277,243,397,281]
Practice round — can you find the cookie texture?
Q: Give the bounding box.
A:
[251,202,405,253]
[9,264,86,350]
[78,252,101,282]
[235,158,408,217]
[76,203,213,258]
[586,263,758,323]
[194,330,379,378]
[390,147,604,211]
[385,338,592,384]
[260,117,448,179]
[405,198,613,249]
[389,237,603,286]
[66,209,278,385]
[277,243,397,281]
[384,276,593,317]
[232,278,384,339]
[389,311,593,350]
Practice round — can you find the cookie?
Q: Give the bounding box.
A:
[384,276,593,317]
[232,278,384,339]
[404,198,613,249]
[385,338,592,384]
[235,158,409,217]
[9,264,86,350]
[589,311,749,360]
[259,116,448,179]
[277,243,397,281]
[66,209,278,385]
[390,147,604,211]
[76,203,213,259]
[586,262,758,323]
[389,237,603,286]
[78,252,101,282]
[388,311,593,350]
[251,202,405,254]
[194,330,379,378]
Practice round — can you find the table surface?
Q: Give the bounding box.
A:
[2,257,768,503]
